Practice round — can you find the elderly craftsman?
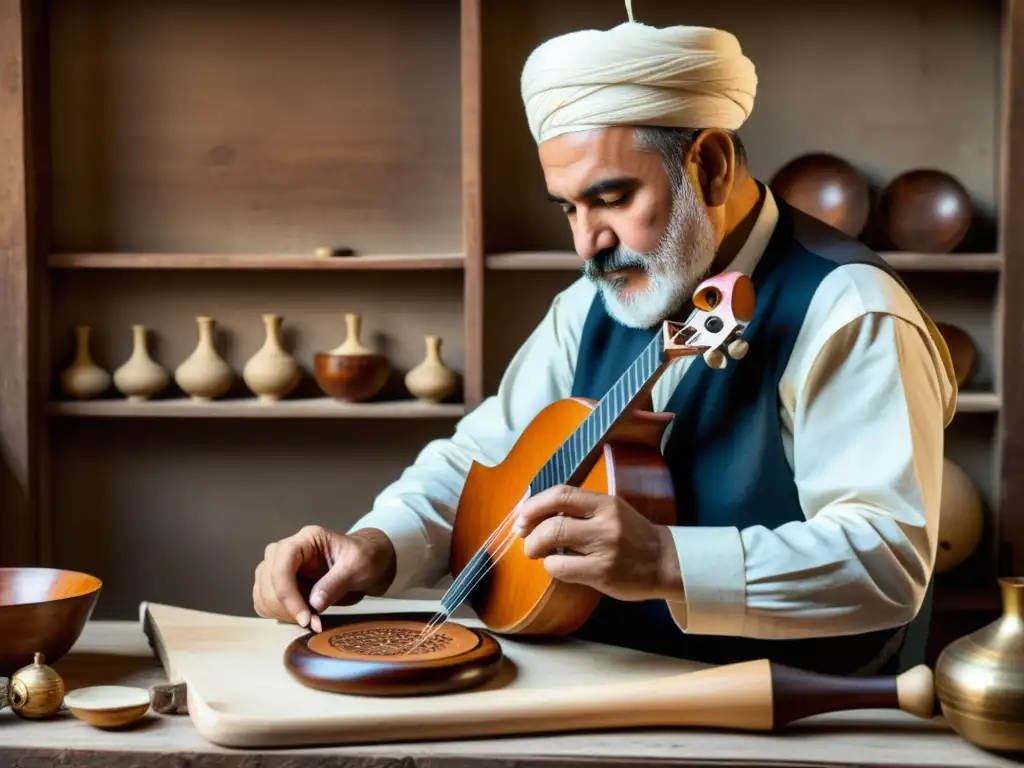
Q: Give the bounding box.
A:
[253,11,957,674]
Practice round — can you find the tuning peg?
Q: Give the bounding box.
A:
[727,339,749,360]
[704,348,727,369]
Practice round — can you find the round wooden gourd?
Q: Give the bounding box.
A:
[936,458,983,574]
[284,618,503,696]
[935,323,975,388]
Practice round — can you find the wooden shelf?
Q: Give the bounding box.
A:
[47,393,995,418]
[47,398,466,419]
[486,251,1003,272]
[957,392,1001,412]
[882,253,1003,271]
[47,253,466,270]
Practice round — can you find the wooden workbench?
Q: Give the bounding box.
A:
[0,618,1019,768]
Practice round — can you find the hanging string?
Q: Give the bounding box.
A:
[403,495,529,654]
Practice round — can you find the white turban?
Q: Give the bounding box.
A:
[520,21,757,145]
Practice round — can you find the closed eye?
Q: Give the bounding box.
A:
[602,190,633,208]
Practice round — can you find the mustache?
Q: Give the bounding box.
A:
[581,247,648,281]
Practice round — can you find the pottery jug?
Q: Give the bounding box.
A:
[113,325,169,401]
[60,326,111,399]
[935,577,1024,752]
[242,314,301,402]
[405,335,459,403]
[312,313,390,402]
[174,316,234,401]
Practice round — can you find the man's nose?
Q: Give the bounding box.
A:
[574,214,617,262]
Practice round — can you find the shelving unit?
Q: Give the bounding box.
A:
[48,253,467,270]
[2,0,1021,639]
[47,399,466,419]
[486,251,1006,272]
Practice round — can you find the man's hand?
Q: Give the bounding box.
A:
[252,525,396,632]
[513,485,683,602]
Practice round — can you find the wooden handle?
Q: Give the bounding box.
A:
[374,659,936,740]
[770,661,935,727]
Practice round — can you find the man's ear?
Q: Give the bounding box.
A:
[683,128,736,209]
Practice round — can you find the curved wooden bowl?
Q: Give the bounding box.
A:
[768,153,871,237]
[880,169,972,253]
[284,617,503,696]
[935,322,975,388]
[0,568,102,677]
[63,685,151,728]
[313,352,390,402]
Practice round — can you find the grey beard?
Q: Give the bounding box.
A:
[582,180,717,329]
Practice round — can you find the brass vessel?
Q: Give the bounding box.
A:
[8,652,64,719]
[935,577,1024,752]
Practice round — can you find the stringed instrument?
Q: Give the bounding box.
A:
[447,271,756,636]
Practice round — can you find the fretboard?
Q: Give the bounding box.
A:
[529,333,665,495]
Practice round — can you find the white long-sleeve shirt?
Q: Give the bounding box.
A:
[350,188,957,641]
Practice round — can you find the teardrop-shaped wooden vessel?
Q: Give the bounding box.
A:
[174,316,235,401]
[113,325,169,401]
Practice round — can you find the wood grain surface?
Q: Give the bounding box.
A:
[0,596,1019,768]
[138,596,982,754]
[284,616,503,695]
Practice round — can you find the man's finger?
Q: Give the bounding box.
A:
[253,561,267,617]
[521,514,594,559]
[515,484,604,534]
[542,552,605,586]
[256,559,289,622]
[307,561,360,614]
[270,539,313,628]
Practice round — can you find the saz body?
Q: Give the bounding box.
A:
[449,272,757,636]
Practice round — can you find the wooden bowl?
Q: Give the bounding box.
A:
[0,568,102,677]
[314,352,390,402]
[935,322,975,388]
[284,616,503,696]
[63,685,151,728]
[769,153,871,237]
[880,169,972,253]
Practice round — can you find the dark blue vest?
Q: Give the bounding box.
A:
[569,196,932,675]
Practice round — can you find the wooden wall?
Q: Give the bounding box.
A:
[1,0,1020,629]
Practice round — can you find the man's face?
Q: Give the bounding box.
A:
[539,126,720,329]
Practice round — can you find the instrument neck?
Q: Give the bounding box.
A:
[529,332,669,495]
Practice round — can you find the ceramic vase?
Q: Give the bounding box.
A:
[312,313,390,402]
[935,577,1024,752]
[60,326,111,399]
[242,314,301,403]
[113,325,169,401]
[405,335,459,403]
[174,316,234,401]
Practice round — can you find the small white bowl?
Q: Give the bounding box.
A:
[63,685,151,728]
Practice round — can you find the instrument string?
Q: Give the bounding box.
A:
[403,501,526,654]
[404,337,671,655]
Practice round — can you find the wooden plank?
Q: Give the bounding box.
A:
[48,252,466,270]
[41,390,985,419]
[47,398,465,419]
[956,392,1002,412]
[2,615,1018,768]
[998,0,1024,578]
[881,253,1003,271]
[28,0,51,566]
[485,251,1004,272]
[47,0,463,256]
[0,0,38,565]
[461,0,484,408]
